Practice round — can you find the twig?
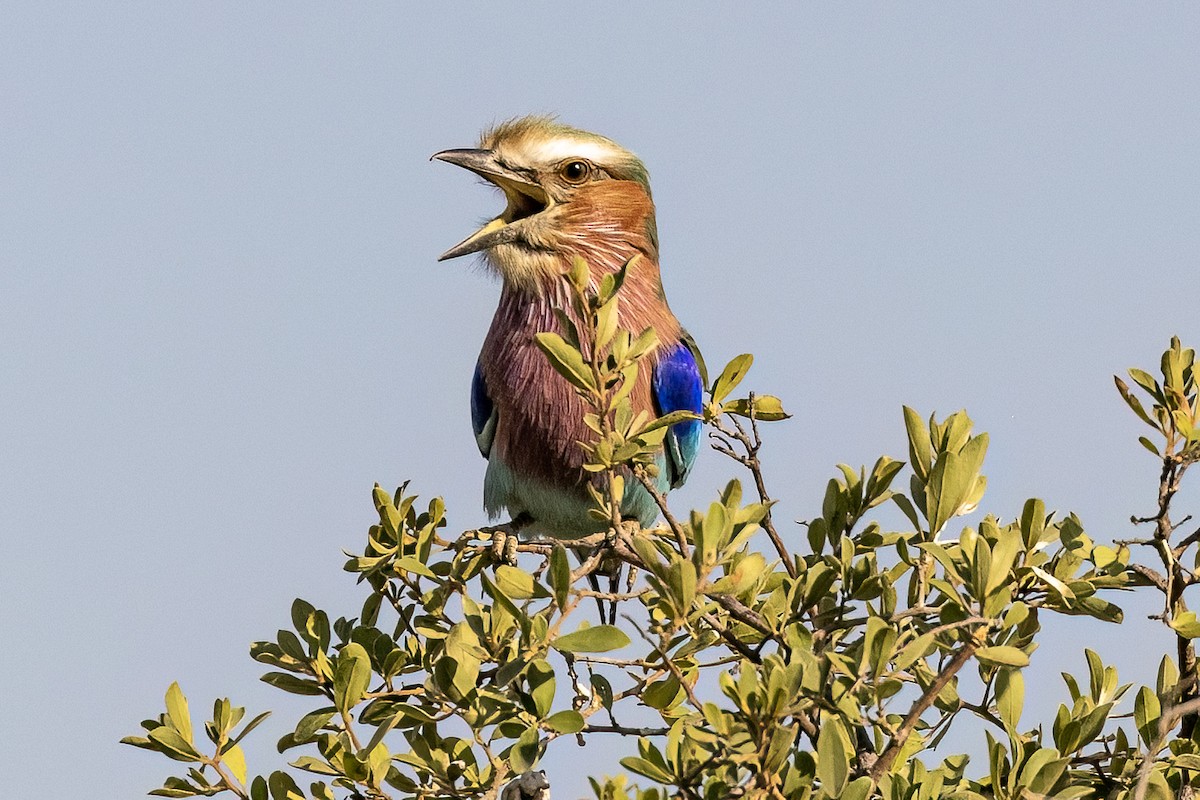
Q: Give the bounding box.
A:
[1132,445,1198,736]
[869,623,990,781]
[1131,564,1169,593]
[1133,696,1200,800]
[710,407,797,579]
[1174,523,1200,559]
[708,593,774,637]
[571,654,654,668]
[576,586,651,601]
[585,724,670,736]
[627,614,703,710]
[207,756,251,800]
[701,611,762,664]
[633,467,690,558]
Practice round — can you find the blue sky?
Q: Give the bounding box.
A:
[3,5,1199,798]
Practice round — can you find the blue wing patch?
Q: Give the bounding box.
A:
[470,361,497,457]
[652,340,704,488]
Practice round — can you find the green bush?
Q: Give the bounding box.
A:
[125,261,1200,800]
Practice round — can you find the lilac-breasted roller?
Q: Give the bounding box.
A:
[433,116,703,538]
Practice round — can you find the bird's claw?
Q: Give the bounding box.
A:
[479,523,520,565]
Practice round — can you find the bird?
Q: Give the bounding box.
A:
[432,116,703,542]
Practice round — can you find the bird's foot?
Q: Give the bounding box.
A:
[468,521,521,565]
[490,526,520,565]
[467,514,531,564]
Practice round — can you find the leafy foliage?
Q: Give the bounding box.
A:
[126,270,1200,800]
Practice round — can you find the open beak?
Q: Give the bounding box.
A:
[431,148,550,261]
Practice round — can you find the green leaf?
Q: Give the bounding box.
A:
[534,332,598,394]
[1129,367,1162,399]
[227,710,271,750]
[591,673,614,711]
[711,354,753,404]
[1020,748,1069,796]
[635,409,703,436]
[643,677,684,710]
[698,502,727,566]
[268,771,305,800]
[595,294,619,348]
[479,571,524,624]
[394,555,437,579]
[1114,375,1159,429]
[710,552,766,596]
[628,328,660,362]
[816,715,849,796]
[666,559,698,613]
[723,395,790,421]
[549,544,570,611]
[764,723,798,772]
[508,725,540,773]
[1171,610,1200,638]
[544,710,586,733]
[291,755,338,776]
[527,659,556,718]
[841,777,874,800]
[494,564,538,600]
[597,259,630,305]
[222,744,247,785]
[333,643,371,713]
[620,756,673,784]
[892,493,922,532]
[925,434,988,535]
[1135,685,1162,747]
[975,646,1029,668]
[865,456,905,507]
[261,672,325,696]
[552,625,631,654]
[995,668,1024,729]
[289,710,335,747]
[164,682,193,744]
[147,726,202,762]
[892,631,935,674]
[119,735,156,751]
[902,406,933,482]
[1031,565,1075,603]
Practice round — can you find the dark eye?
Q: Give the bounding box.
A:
[561,160,590,183]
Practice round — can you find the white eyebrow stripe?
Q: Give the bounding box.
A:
[527,137,625,166]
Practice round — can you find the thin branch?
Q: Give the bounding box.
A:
[206,756,251,800]
[1133,696,1200,800]
[710,408,797,579]
[627,614,703,710]
[869,623,989,781]
[700,611,763,664]
[575,586,652,601]
[633,466,690,558]
[1174,523,1200,559]
[571,654,654,668]
[1132,564,1169,593]
[584,724,670,736]
[708,593,774,637]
